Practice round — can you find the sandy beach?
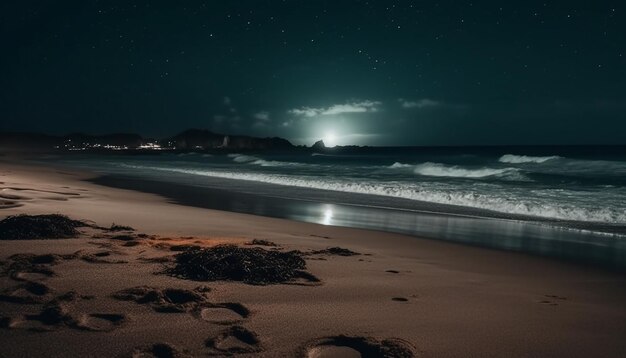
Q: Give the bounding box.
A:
[1,161,625,358]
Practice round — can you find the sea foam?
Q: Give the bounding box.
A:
[389,162,413,169]
[228,153,304,167]
[499,154,560,164]
[413,162,519,178]
[119,164,626,224]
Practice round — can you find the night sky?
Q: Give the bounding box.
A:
[1,1,624,146]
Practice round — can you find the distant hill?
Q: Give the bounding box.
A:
[166,129,294,150]
[0,129,294,152]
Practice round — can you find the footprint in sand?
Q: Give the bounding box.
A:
[307,345,362,358]
[539,294,568,306]
[1,253,80,303]
[9,253,66,266]
[102,234,149,248]
[205,326,262,355]
[80,251,128,264]
[0,281,52,304]
[286,271,323,286]
[11,271,53,281]
[2,291,125,332]
[73,313,127,332]
[539,300,559,306]
[113,286,251,325]
[6,250,127,271]
[196,302,250,325]
[113,286,211,313]
[130,343,193,358]
[302,336,416,358]
[4,253,78,281]
[138,256,173,263]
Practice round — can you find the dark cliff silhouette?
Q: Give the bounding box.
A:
[167,129,293,150]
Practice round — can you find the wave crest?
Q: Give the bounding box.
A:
[499,154,560,164]
[228,154,259,163]
[228,153,304,167]
[119,164,626,224]
[389,162,413,169]
[413,162,520,179]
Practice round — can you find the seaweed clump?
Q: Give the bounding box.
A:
[311,247,360,256]
[245,239,278,247]
[0,214,87,240]
[165,245,308,285]
[106,223,134,232]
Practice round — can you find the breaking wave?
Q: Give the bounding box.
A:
[119,164,626,224]
[499,154,560,164]
[390,162,524,180]
[413,162,520,178]
[227,153,304,167]
[227,154,258,163]
[389,162,413,169]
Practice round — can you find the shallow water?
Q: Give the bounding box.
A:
[54,146,626,225]
[47,146,626,270]
[90,174,626,270]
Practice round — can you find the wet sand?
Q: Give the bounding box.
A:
[90,174,626,270]
[1,162,625,357]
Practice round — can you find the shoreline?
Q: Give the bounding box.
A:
[85,154,626,231]
[89,173,626,271]
[40,154,626,237]
[1,161,626,357]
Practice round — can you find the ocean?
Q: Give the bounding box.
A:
[49,145,626,269]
